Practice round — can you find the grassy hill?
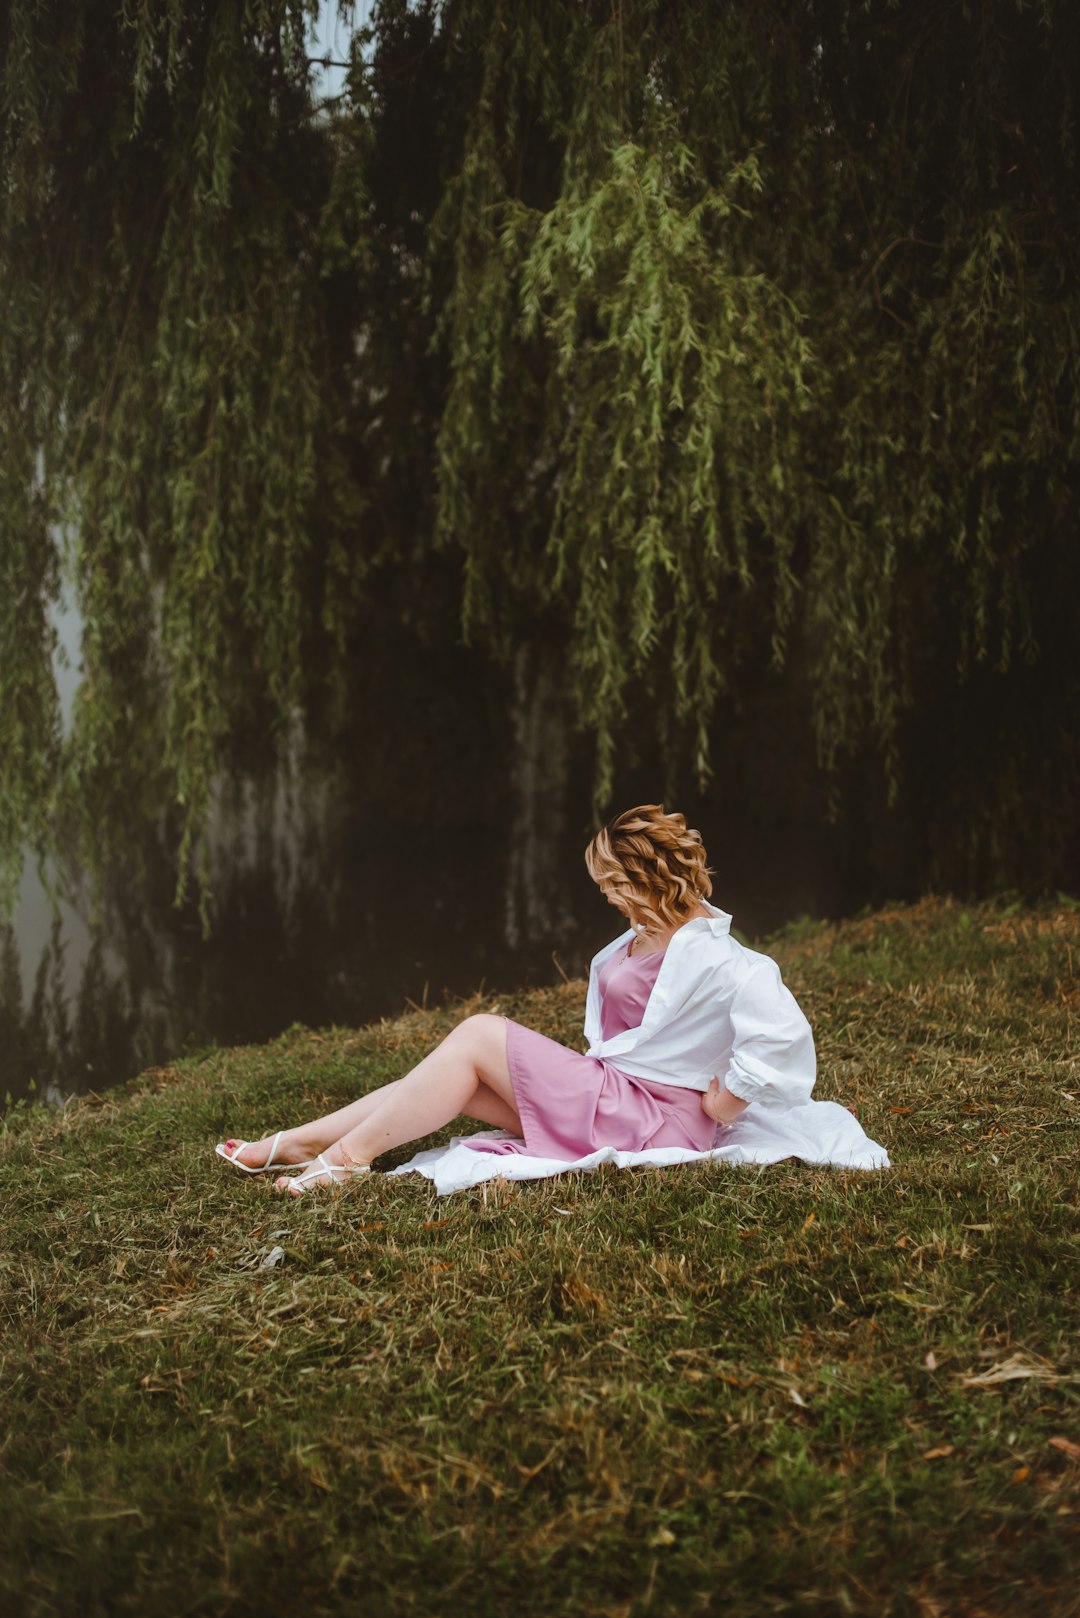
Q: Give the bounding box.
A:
[1,897,1078,1617]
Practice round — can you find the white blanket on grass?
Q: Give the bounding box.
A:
[388,1099,890,1197]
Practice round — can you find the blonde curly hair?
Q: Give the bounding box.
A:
[584,804,714,934]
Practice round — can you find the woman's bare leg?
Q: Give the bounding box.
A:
[287,1061,520,1152]
[274,1014,520,1189]
[222,1079,408,1169]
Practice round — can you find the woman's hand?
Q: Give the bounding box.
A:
[702,1078,749,1127]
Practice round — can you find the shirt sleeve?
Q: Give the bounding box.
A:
[582,955,603,1048]
[721,964,816,1109]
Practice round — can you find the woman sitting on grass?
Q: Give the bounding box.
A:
[216,804,823,1196]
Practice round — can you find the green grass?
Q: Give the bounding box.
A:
[1,896,1078,1617]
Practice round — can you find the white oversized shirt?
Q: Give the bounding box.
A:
[583,900,816,1109]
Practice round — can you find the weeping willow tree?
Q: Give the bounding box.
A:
[2,0,1078,918]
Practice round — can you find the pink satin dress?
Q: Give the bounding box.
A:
[461,940,720,1160]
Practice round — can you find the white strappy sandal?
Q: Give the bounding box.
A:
[215,1132,313,1175]
[274,1154,371,1197]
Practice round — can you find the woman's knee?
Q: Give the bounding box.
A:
[447,1012,505,1055]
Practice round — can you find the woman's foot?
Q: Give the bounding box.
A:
[274,1148,371,1197]
[216,1130,312,1173]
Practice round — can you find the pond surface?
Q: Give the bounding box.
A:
[3,767,860,1110]
[3,770,598,1108]
[2,591,884,1109]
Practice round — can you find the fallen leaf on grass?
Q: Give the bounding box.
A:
[258,1246,285,1271]
[960,1354,1061,1387]
[1011,1466,1030,1483]
[890,1106,913,1115]
[1049,1436,1080,1462]
[922,1445,955,1460]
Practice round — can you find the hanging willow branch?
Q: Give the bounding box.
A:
[1,0,1078,914]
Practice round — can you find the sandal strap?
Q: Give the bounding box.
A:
[285,1155,370,1194]
[218,1130,316,1174]
[217,1139,262,1173]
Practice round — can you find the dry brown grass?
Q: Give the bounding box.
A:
[1,896,1077,1616]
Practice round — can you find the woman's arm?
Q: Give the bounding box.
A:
[719,964,817,1110]
[702,1078,749,1126]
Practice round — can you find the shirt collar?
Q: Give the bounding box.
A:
[600,899,733,960]
[696,899,734,936]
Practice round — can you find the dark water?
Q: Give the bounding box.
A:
[2,766,878,1113]
[4,796,573,1109]
[2,623,603,1107]
[3,609,920,1110]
